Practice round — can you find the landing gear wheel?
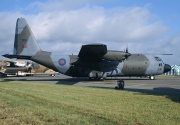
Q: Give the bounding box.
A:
[115,80,125,90]
[88,77,92,80]
[149,75,155,80]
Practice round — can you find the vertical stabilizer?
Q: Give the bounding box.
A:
[13,18,40,56]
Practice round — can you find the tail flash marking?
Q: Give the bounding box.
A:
[22,44,27,48]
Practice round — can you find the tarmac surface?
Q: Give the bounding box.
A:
[2,75,180,96]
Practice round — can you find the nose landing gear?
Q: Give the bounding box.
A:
[149,75,155,80]
[115,79,125,90]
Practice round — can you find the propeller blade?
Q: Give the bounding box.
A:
[125,45,128,53]
[124,45,131,58]
[161,54,173,55]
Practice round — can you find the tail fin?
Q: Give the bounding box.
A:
[13,18,40,56]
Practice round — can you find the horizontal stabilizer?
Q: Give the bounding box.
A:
[2,54,32,59]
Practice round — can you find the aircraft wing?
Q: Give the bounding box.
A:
[71,44,130,69]
[78,44,107,61]
[71,44,109,70]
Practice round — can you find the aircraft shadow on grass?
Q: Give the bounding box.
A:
[2,76,89,85]
[126,87,180,103]
[55,77,180,103]
[2,77,180,103]
[55,77,150,85]
[88,86,180,103]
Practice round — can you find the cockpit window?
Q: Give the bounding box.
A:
[155,57,162,61]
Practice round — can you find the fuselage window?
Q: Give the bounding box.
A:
[155,57,162,61]
[159,63,163,67]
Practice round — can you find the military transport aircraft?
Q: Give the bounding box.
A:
[3,18,171,89]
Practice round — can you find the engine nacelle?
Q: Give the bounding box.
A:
[102,50,131,61]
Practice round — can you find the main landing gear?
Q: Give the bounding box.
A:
[115,79,125,90]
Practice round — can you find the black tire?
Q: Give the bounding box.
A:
[149,75,155,80]
[117,80,124,90]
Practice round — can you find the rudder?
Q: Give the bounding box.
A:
[13,18,40,56]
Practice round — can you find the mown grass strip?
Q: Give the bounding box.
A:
[0,79,180,125]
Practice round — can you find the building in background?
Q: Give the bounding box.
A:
[165,65,180,76]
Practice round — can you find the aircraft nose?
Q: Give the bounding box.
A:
[164,64,171,73]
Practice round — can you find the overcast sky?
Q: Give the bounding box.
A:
[0,0,180,65]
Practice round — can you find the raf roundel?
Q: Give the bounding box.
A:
[58,58,66,66]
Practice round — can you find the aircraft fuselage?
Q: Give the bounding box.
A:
[30,52,169,79]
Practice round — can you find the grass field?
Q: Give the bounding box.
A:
[0,79,180,125]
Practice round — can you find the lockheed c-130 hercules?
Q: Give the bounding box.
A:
[3,18,171,89]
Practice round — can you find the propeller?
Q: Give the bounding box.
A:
[161,54,173,55]
[125,45,128,53]
[143,53,173,56]
[125,45,131,58]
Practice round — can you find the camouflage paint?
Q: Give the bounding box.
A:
[122,54,149,76]
[31,51,57,71]
[13,18,40,56]
[3,18,171,79]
